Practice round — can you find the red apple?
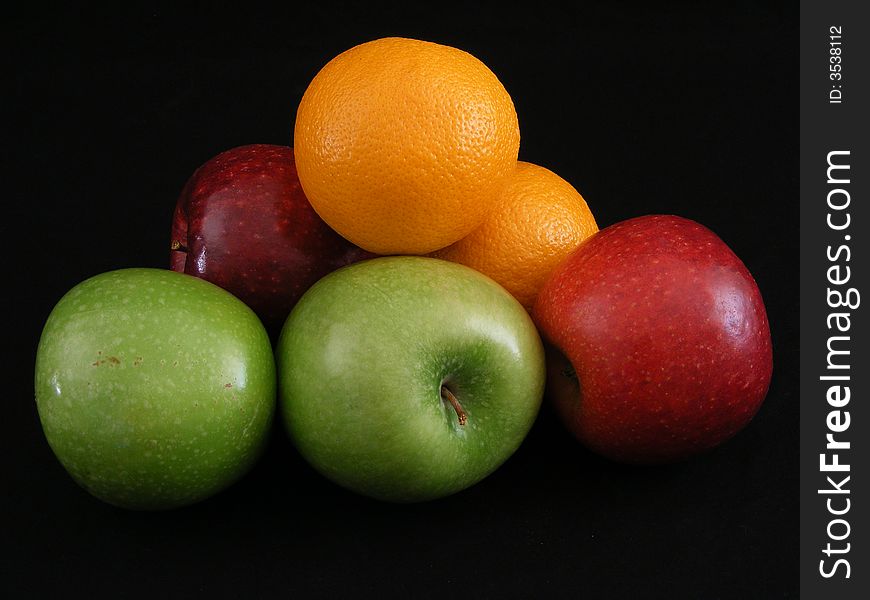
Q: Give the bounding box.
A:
[533,215,772,464]
[170,144,374,331]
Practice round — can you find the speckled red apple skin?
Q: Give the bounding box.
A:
[533,215,773,464]
[170,145,374,331]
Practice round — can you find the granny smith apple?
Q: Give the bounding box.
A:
[277,257,545,502]
[34,268,276,509]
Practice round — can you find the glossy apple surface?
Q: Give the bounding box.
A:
[34,268,276,509]
[277,257,545,502]
[533,215,772,464]
[170,144,373,331]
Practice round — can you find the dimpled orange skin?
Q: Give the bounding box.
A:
[294,37,520,255]
[434,161,598,310]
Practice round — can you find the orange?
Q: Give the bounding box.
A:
[433,161,598,310]
[293,37,520,255]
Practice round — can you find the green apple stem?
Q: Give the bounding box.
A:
[440,386,467,426]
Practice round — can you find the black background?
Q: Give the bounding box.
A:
[3,3,798,598]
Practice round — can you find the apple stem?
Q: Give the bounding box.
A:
[441,386,467,426]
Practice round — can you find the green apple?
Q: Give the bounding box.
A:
[34,268,276,510]
[277,257,545,502]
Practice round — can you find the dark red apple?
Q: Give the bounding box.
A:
[533,215,772,464]
[170,144,374,331]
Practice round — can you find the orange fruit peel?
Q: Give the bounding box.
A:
[434,161,598,309]
[294,37,520,255]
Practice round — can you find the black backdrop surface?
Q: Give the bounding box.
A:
[3,3,798,598]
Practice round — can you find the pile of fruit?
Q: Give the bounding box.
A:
[35,38,773,509]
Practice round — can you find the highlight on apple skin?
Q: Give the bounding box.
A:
[533,215,773,464]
